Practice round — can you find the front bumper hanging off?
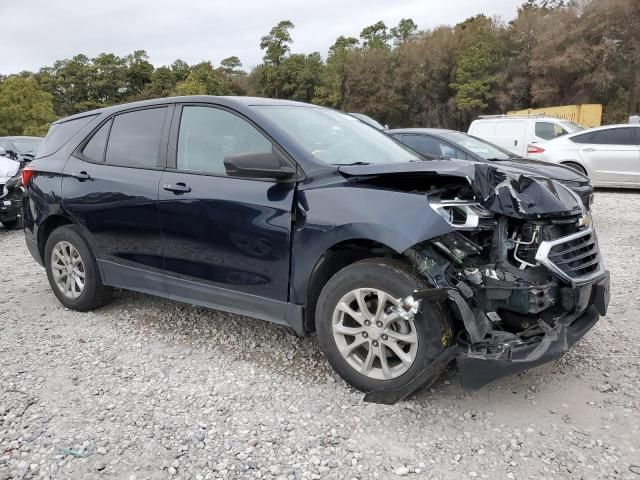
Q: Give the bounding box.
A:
[364,271,610,405]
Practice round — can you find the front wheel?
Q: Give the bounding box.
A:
[315,258,453,393]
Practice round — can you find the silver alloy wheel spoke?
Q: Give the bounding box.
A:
[331,287,419,381]
[51,241,86,299]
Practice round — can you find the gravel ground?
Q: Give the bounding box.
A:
[1,190,639,480]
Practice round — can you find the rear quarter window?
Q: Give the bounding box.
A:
[37,115,97,158]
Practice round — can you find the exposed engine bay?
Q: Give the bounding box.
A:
[345,162,610,404]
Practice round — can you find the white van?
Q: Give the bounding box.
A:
[468,115,584,157]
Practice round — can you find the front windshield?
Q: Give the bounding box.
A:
[348,113,386,130]
[12,138,43,155]
[254,106,420,165]
[439,131,515,160]
[560,121,584,132]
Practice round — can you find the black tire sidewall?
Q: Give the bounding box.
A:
[315,258,451,392]
[44,225,107,311]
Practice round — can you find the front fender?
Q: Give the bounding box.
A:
[289,185,454,305]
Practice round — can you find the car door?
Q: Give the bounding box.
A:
[62,106,171,292]
[575,127,639,185]
[158,104,297,319]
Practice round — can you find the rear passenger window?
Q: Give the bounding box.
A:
[402,135,444,157]
[177,106,272,175]
[535,122,567,140]
[588,128,636,146]
[570,132,594,144]
[82,120,111,162]
[105,108,167,168]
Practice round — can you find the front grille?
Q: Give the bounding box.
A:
[535,228,604,284]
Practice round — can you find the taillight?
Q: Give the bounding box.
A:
[21,166,35,186]
[527,145,545,154]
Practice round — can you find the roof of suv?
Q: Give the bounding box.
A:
[55,96,315,125]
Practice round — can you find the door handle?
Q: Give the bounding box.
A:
[163,182,191,194]
[70,171,91,181]
[582,148,597,152]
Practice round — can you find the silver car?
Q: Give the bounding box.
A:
[527,124,640,187]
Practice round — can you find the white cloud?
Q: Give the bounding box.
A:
[0,0,522,74]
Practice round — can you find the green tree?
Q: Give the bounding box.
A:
[390,19,418,46]
[260,20,295,66]
[174,62,231,96]
[280,53,323,102]
[219,56,244,75]
[257,20,296,98]
[125,50,154,97]
[314,36,359,107]
[0,76,56,136]
[449,16,498,114]
[360,21,390,49]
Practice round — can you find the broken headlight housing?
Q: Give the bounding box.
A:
[430,201,493,230]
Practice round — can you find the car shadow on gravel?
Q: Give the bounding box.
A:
[91,288,603,407]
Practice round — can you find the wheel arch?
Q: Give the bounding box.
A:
[301,238,404,333]
[37,214,75,262]
[559,160,590,177]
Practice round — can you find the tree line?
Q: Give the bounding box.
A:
[1,0,638,137]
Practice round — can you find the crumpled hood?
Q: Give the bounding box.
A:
[490,158,588,184]
[0,156,20,184]
[338,159,584,219]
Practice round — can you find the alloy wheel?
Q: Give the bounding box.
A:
[50,241,85,299]
[331,288,419,380]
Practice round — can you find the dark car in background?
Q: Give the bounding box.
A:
[22,97,608,402]
[389,128,595,209]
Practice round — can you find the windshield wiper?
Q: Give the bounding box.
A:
[333,161,372,166]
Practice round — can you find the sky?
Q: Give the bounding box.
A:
[1,0,523,74]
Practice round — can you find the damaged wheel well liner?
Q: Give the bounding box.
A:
[304,239,399,332]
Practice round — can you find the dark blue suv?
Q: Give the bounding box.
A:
[23,97,609,402]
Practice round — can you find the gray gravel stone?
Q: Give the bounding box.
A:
[0,190,639,479]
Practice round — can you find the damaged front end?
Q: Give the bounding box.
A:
[363,163,609,404]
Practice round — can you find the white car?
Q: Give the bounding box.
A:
[468,115,583,157]
[526,124,640,188]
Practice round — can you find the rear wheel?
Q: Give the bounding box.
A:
[315,258,453,392]
[44,225,111,311]
[563,162,588,177]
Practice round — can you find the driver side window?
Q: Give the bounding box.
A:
[177,106,273,175]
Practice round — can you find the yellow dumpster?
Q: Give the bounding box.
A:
[508,104,602,128]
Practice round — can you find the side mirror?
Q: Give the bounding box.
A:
[0,147,6,157]
[224,150,296,180]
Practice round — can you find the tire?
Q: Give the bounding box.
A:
[563,162,588,177]
[1,217,22,230]
[44,225,111,311]
[315,258,453,392]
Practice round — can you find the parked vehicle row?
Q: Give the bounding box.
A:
[23,96,609,402]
